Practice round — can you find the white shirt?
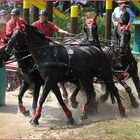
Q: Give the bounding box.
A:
[112,6,135,26]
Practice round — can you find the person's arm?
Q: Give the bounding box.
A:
[32,21,37,27]
[127,8,135,23]
[6,21,13,35]
[58,29,71,35]
[49,21,71,36]
[112,8,118,26]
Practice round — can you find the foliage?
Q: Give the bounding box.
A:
[53,7,136,49]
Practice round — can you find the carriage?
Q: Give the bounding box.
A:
[5,61,21,91]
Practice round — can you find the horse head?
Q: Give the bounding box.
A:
[7,25,68,65]
[5,27,37,69]
[117,23,131,55]
[83,15,99,45]
[8,28,27,50]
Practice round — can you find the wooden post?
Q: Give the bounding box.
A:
[23,0,30,24]
[0,67,5,106]
[70,5,78,34]
[32,5,39,23]
[46,1,53,22]
[105,0,112,41]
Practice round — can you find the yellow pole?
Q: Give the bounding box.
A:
[23,0,30,24]
[23,0,30,9]
[71,6,78,34]
[105,0,112,41]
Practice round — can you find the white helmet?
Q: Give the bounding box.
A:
[0,10,7,16]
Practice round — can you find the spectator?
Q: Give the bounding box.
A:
[120,4,130,25]
[112,0,135,26]
[6,8,27,35]
[71,0,87,9]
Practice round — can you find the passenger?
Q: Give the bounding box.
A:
[6,8,27,35]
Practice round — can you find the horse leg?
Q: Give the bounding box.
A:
[105,81,127,117]
[132,75,140,100]
[100,84,110,103]
[130,60,140,100]
[18,81,30,116]
[31,84,41,117]
[58,82,68,101]
[30,78,51,125]
[119,80,139,108]
[70,80,81,109]
[80,77,98,120]
[52,84,75,124]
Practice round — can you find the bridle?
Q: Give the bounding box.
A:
[117,28,131,56]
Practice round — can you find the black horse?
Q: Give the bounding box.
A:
[83,16,140,108]
[0,38,71,117]
[0,44,44,116]
[6,25,126,125]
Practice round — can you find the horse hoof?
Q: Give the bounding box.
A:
[120,112,128,118]
[63,98,68,104]
[131,101,139,108]
[100,95,108,102]
[81,113,88,120]
[71,101,78,109]
[67,117,75,124]
[23,110,30,117]
[30,118,39,125]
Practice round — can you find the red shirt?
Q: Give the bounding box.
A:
[0,20,7,48]
[0,24,6,42]
[32,20,59,37]
[6,17,27,35]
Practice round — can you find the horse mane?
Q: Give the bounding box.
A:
[25,25,50,42]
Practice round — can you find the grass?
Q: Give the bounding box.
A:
[41,118,140,139]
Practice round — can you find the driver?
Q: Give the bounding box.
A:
[32,9,71,42]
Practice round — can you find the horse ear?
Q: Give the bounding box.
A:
[84,15,88,23]
[92,14,97,23]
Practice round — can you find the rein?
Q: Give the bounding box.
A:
[5,54,32,65]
